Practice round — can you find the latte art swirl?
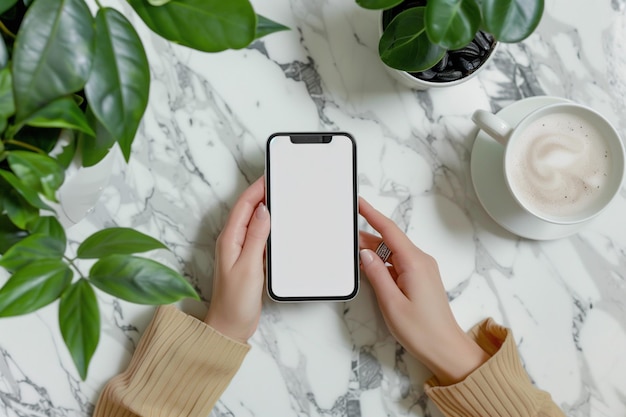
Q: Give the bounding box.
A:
[508,113,611,219]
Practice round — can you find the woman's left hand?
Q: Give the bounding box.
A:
[205,176,270,343]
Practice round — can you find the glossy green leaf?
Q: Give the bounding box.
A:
[0,259,72,317]
[128,0,256,52]
[379,7,446,72]
[0,0,17,15]
[0,233,65,272]
[23,96,94,135]
[0,183,39,229]
[28,216,66,243]
[255,14,289,39]
[481,0,544,43]
[0,215,28,254]
[147,0,170,5]
[12,125,61,155]
[59,279,100,380]
[0,67,14,132]
[85,8,149,162]
[11,0,94,121]
[8,151,65,202]
[0,170,52,210]
[89,254,199,304]
[78,107,116,168]
[425,0,481,50]
[77,227,167,259]
[356,0,403,10]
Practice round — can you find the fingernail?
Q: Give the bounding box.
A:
[256,203,268,219]
[360,249,375,266]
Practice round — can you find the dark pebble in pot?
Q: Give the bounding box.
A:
[435,70,463,81]
[458,57,474,72]
[415,69,437,80]
[408,30,496,84]
[454,42,480,59]
[474,31,492,51]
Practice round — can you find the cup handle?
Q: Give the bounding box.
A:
[472,109,513,146]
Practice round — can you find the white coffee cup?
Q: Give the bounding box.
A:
[472,102,625,225]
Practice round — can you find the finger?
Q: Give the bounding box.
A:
[239,203,271,265]
[359,198,422,260]
[359,230,398,268]
[359,230,382,251]
[219,177,266,265]
[360,249,405,306]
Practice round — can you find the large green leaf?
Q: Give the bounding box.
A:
[78,108,116,168]
[379,7,446,72]
[128,0,256,52]
[0,233,65,272]
[85,8,149,162]
[89,254,199,304]
[59,279,100,380]
[28,216,66,243]
[0,183,39,229]
[425,0,481,50]
[7,151,65,202]
[481,0,544,43]
[0,259,72,317]
[0,215,28,254]
[12,125,61,155]
[77,227,167,259]
[0,0,17,15]
[0,170,52,210]
[23,96,94,136]
[356,0,403,10]
[11,0,95,121]
[0,66,14,132]
[255,14,289,40]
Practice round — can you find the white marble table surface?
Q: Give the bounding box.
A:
[1,0,626,416]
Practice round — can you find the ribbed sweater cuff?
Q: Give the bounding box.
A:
[93,305,249,417]
[424,318,555,417]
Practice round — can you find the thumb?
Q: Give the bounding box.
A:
[240,203,271,262]
[360,249,403,304]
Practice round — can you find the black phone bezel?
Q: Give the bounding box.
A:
[265,132,359,302]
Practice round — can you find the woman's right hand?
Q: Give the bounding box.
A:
[358,198,489,386]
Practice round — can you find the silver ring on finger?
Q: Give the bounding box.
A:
[375,241,392,263]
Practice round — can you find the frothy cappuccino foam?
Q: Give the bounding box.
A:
[507,112,612,219]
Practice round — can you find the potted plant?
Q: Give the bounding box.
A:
[0,0,287,380]
[356,0,544,88]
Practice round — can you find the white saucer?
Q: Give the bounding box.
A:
[470,96,591,240]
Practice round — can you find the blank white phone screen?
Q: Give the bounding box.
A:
[267,134,357,300]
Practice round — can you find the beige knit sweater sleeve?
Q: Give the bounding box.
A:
[93,309,564,417]
[92,305,249,417]
[425,318,566,417]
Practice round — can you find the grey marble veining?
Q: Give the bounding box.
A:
[1,0,626,416]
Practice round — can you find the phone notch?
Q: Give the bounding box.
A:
[289,134,332,144]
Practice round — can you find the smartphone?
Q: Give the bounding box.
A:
[265,132,359,302]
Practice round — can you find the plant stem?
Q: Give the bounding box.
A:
[64,256,87,280]
[4,139,46,154]
[0,21,16,39]
[94,0,103,8]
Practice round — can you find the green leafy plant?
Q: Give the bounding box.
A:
[357,0,544,72]
[0,0,287,380]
